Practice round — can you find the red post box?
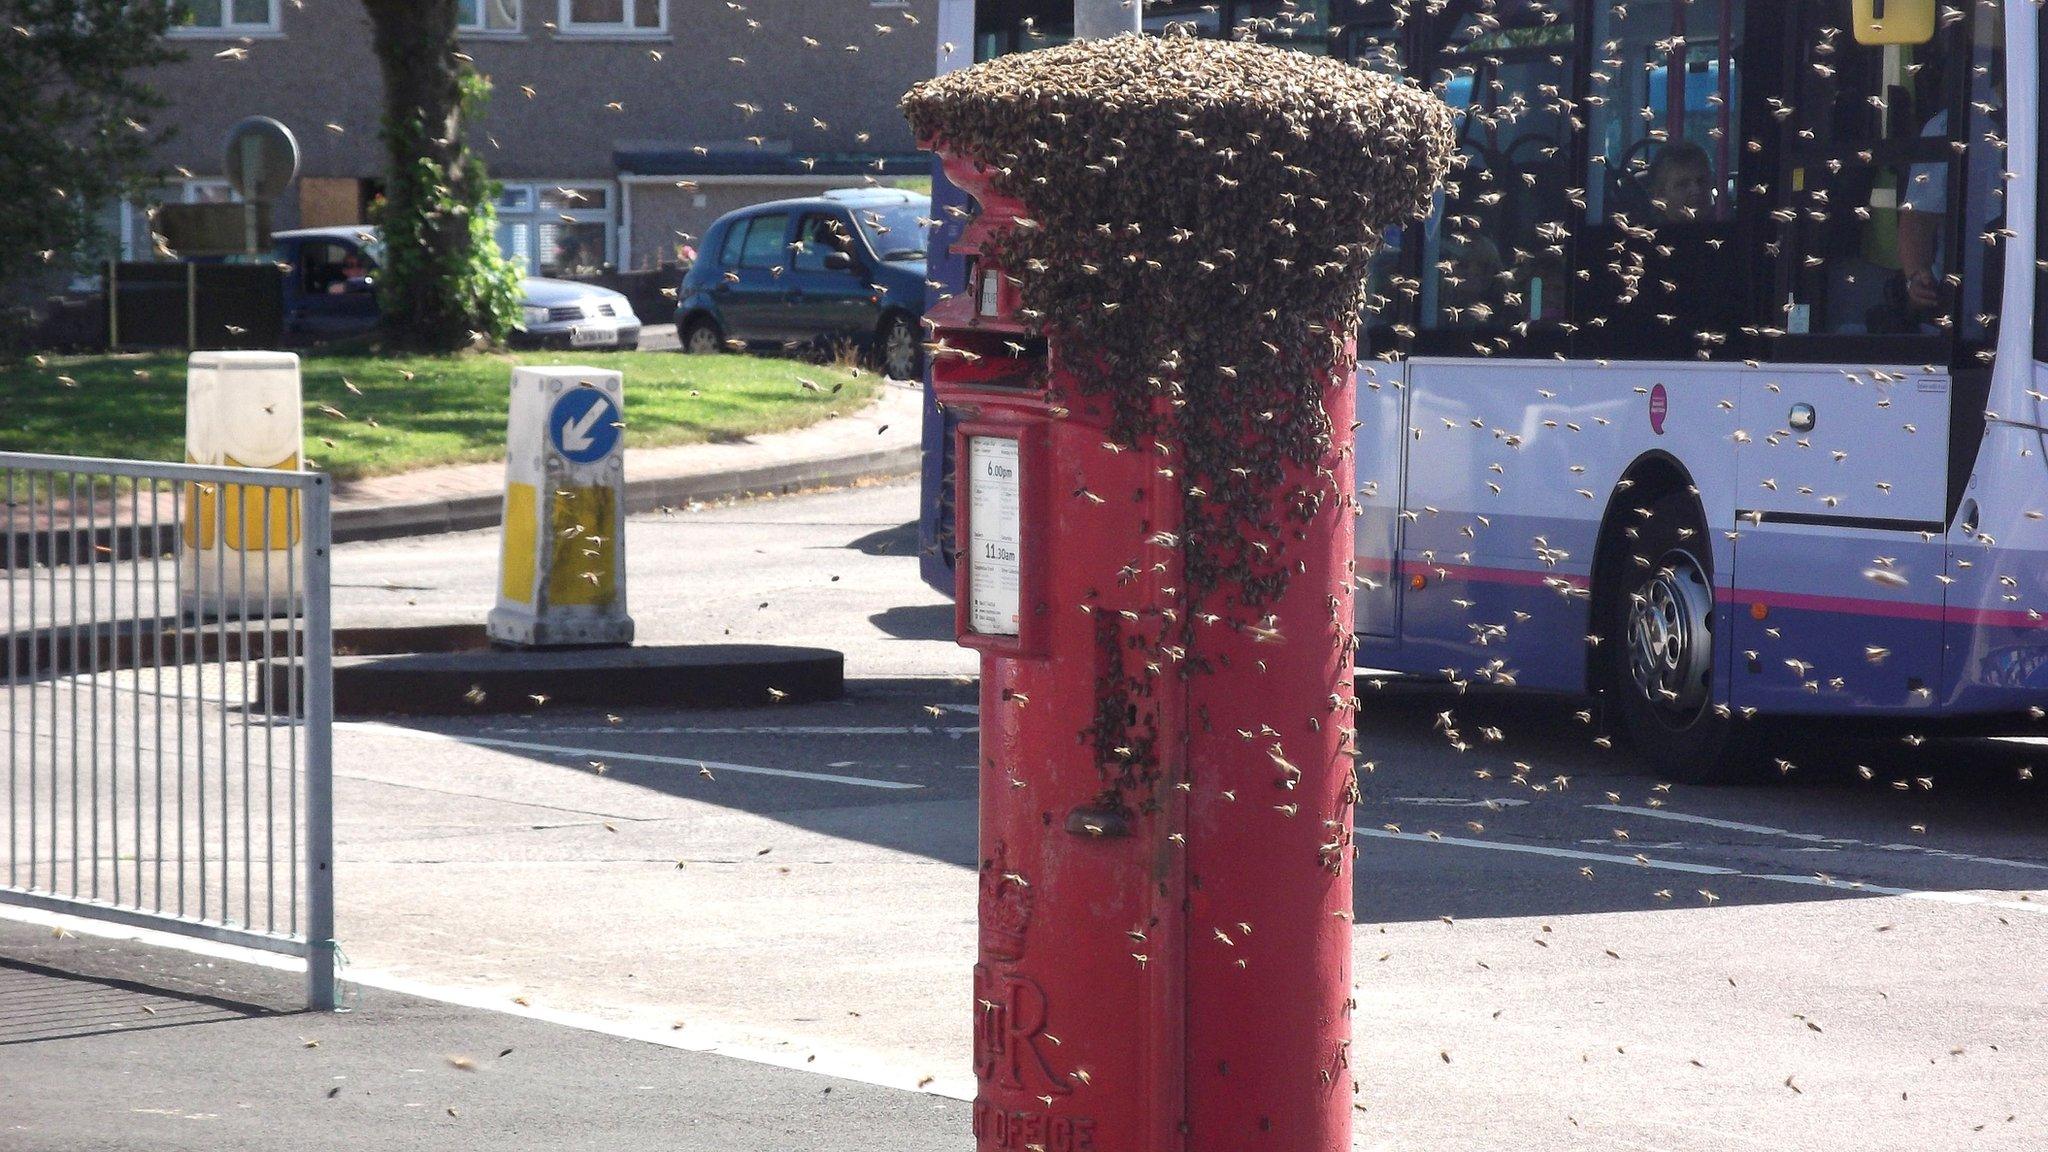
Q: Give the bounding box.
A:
[908,33,1452,1152]
[930,152,1361,1151]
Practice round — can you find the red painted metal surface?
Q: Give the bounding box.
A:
[932,146,1355,1152]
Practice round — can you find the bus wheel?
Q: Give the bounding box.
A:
[1600,490,1757,784]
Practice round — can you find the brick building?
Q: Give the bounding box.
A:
[125,0,938,275]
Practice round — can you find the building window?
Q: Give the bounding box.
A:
[459,0,520,33]
[494,183,615,275]
[173,0,278,34]
[559,0,663,35]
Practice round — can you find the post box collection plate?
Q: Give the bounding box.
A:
[966,435,1022,637]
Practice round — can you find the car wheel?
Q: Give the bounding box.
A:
[877,313,921,381]
[682,316,724,355]
[1598,488,1760,784]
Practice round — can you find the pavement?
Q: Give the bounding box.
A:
[327,372,921,542]
[0,917,967,1152]
[9,481,2048,1150]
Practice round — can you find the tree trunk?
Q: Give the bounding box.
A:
[361,0,503,350]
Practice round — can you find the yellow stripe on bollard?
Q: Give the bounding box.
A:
[183,454,302,551]
[546,486,617,607]
[500,482,539,604]
[221,453,302,551]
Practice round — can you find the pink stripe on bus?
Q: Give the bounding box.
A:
[1362,554,2048,631]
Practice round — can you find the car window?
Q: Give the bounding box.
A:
[738,213,790,270]
[717,220,747,268]
[792,213,855,273]
[303,241,353,295]
[851,204,930,261]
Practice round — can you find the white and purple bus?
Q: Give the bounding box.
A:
[923,0,2043,781]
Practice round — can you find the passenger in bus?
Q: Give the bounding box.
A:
[1581,141,1740,358]
[1896,48,2004,330]
[1644,141,1714,224]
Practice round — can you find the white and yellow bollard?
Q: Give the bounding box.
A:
[180,350,304,620]
[487,366,634,647]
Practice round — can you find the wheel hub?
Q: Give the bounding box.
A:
[1626,550,1713,720]
[884,322,917,380]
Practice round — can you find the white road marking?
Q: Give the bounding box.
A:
[1366,830,2048,914]
[1360,829,1739,875]
[1589,804,1842,843]
[1594,803,2048,874]
[1391,796,1530,808]
[0,904,975,1102]
[339,723,925,791]
[1743,873,2048,915]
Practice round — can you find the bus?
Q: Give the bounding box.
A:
[921,0,2043,783]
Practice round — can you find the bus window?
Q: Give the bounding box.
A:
[2037,4,2048,366]
[1576,0,1746,360]
[1332,3,1406,77]
[1774,0,2003,358]
[1338,7,1413,353]
[1414,0,1577,355]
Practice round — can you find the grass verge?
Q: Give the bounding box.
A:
[0,344,880,481]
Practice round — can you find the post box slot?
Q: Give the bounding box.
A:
[931,329,1047,391]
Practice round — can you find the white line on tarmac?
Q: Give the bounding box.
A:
[1391,796,1531,808]
[1364,830,2048,913]
[1589,804,1842,843]
[1593,803,2048,873]
[0,904,975,1102]
[1359,829,1739,875]
[338,723,925,791]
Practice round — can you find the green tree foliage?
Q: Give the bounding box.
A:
[0,1,181,296]
[361,0,519,350]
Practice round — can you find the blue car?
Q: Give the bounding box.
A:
[271,226,641,349]
[675,188,929,380]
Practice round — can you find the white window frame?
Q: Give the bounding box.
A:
[168,0,281,37]
[556,0,666,37]
[494,180,618,274]
[458,0,522,34]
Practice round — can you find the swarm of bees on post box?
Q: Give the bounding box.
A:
[903,31,1455,609]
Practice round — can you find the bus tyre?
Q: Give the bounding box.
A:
[1599,490,1758,785]
[682,316,724,355]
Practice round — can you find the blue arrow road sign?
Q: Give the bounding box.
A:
[548,388,621,464]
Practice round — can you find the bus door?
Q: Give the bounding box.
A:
[1728,364,1952,713]
[1727,0,1998,714]
[1354,354,1406,638]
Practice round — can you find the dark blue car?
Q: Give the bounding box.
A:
[271,226,641,348]
[675,188,929,380]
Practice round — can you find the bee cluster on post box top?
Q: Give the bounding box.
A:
[902,32,1455,610]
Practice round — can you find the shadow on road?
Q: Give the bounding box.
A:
[349,674,2048,927]
[867,604,953,641]
[844,520,918,557]
[0,956,270,1045]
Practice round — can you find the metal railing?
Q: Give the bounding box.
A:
[0,452,335,1009]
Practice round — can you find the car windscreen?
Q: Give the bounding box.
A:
[851,204,930,261]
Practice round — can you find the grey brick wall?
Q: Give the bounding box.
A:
[148,1,937,186]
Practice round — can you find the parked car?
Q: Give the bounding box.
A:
[675,188,929,380]
[270,227,642,349]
